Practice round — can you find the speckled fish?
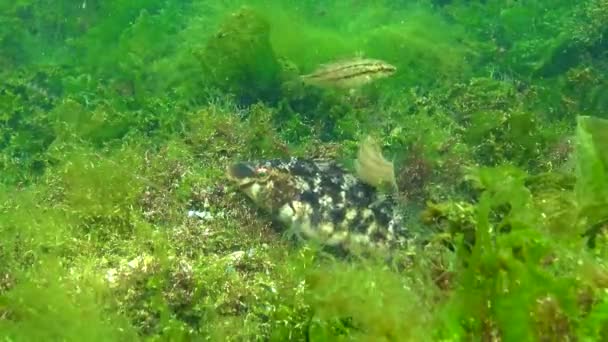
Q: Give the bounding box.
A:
[226,137,411,255]
[301,57,397,89]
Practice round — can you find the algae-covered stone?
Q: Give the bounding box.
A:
[421,200,477,242]
[198,6,282,105]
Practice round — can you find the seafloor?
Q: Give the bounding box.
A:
[1,1,608,340]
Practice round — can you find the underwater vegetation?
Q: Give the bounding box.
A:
[1,0,608,340]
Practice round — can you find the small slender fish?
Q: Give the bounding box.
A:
[301,57,397,89]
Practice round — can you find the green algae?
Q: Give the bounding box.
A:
[0,258,138,341]
[197,6,283,106]
[1,0,608,340]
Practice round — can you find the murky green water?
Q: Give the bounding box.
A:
[1,1,607,340]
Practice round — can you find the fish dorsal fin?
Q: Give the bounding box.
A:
[303,62,338,77]
[354,136,398,191]
[306,53,367,75]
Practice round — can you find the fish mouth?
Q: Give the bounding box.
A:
[226,162,265,203]
[226,162,257,192]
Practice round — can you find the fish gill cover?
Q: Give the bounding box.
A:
[0,0,608,340]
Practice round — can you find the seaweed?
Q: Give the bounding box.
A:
[196,6,283,106]
[2,0,608,340]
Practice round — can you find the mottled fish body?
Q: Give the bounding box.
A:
[301,58,397,89]
[226,157,410,255]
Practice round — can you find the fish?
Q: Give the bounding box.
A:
[300,57,397,90]
[225,137,411,256]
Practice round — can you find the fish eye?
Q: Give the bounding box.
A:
[255,167,269,177]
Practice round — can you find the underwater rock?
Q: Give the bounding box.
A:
[198,6,282,106]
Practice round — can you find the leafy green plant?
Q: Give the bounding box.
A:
[2,0,608,340]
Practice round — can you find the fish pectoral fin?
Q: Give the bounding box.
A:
[354,135,398,189]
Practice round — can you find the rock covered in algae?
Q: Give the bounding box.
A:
[197,6,282,105]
